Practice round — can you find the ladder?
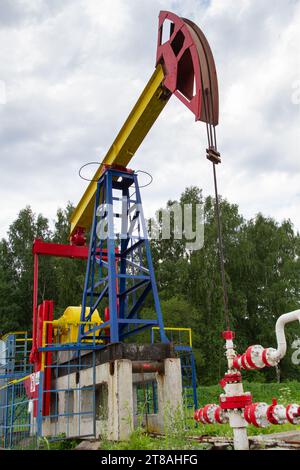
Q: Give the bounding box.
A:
[175,346,198,416]
[151,327,198,414]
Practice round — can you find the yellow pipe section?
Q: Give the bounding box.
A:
[70,64,169,236]
[51,306,103,344]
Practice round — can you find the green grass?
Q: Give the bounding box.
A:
[194,380,300,437]
[197,380,300,407]
[13,381,298,450]
[101,381,300,449]
[38,435,81,450]
[100,426,210,451]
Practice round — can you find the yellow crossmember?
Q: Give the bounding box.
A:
[0,374,32,391]
[70,64,169,236]
[1,331,29,340]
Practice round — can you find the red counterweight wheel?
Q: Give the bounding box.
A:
[156,11,219,124]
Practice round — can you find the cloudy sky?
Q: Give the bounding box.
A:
[0,0,300,238]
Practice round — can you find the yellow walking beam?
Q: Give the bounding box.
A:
[70,11,219,238]
[70,65,169,236]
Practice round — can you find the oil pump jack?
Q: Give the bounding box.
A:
[31,11,219,367]
[27,10,219,438]
[29,11,300,449]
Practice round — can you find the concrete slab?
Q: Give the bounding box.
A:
[58,343,175,377]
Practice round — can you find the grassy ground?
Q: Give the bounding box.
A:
[197,380,300,408]
[40,381,300,450]
[99,381,300,450]
[196,380,300,437]
[100,428,210,451]
[198,381,300,436]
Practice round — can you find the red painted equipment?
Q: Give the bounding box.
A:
[156,11,218,124]
[219,394,252,410]
[195,328,300,439]
[31,238,121,361]
[286,404,300,424]
[70,227,86,246]
[244,399,300,428]
[30,239,114,362]
[30,239,93,364]
[219,372,242,389]
[25,300,53,416]
[194,404,228,425]
[33,238,90,258]
[232,345,279,370]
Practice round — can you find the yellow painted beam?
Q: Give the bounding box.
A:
[1,331,29,340]
[70,64,169,236]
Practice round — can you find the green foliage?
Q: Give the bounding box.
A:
[1,186,300,386]
[100,395,211,450]
[0,207,52,331]
[101,427,159,451]
[198,380,300,406]
[149,187,300,384]
[48,438,81,450]
[38,435,80,450]
[189,381,300,438]
[0,203,86,333]
[51,204,86,315]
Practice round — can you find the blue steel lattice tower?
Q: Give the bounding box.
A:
[79,165,168,344]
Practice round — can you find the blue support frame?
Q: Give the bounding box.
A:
[177,346,198,411]
[79,167,168,344]
[0,333,34,448]
[150,329,198,412]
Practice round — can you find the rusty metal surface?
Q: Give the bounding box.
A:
[57,343,175,377]
[132,361,164,374]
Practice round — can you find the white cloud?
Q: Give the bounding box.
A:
[0,0,300,238]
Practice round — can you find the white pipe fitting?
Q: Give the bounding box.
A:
[244,401,300,427]
[233,310,300,371]
[194,404,228,425]
[286,404,300,425]
[274,309,300,360]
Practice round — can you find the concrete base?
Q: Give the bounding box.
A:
[133,358,183,434]
[41,355,182,441]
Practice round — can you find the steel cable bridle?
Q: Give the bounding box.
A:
[203,88,230,331]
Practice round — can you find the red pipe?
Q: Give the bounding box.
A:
[30,253,39,363]
[132,362,164,374]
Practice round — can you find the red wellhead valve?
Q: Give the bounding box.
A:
[194,404,228,425]
[233,345,279,371]
[286,404,300,425]
[244,399,300,427]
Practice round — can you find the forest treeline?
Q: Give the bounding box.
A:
[0,187,300,384]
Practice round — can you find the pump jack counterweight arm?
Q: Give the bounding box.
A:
[70,11,219,239]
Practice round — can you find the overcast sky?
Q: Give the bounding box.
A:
[0,0,300,238]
